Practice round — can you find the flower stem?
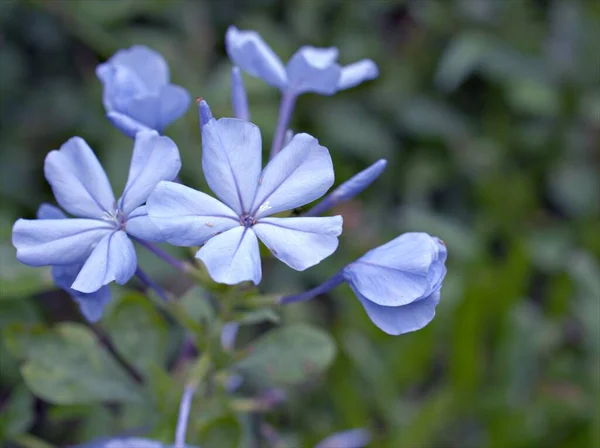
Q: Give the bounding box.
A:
[135,267,173,302]
[175,383,197,448]
[269,90,297,159]
[133,237,190,273]
[279,272,344,305]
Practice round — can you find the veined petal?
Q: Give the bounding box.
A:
[125,206,164,242]
[44,137,115,218]
[202,118,262,214]
[253,216,342,271]
[337,59,379,90]
[119,131,181,214]
[251,133,334,218]
[196,227,261,285]
[225,26,287,89]
[355,290,441,336]
[156,84,191,129]
[12,218,114,266]
[147,181,238,246]
[37,203,67,220]
[71,231,136,293]
[99,45,169,92]
[107,111,152,139]
[286,46,341,95]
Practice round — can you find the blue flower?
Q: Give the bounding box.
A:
[12,131,181,299]
[314,428,371,448]
[226,26,379,96]
[343,233,447,335]
[147,113,343,285]
[96,46,191,138]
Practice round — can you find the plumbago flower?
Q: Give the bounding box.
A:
[147,101,343,285]
[12,131,181,317]
[97,45,191,138]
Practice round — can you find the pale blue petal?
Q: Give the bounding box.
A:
[52,264,111,322]
[225,26,287,89]
[119,131,181,214]
[251,133,334,218]
[71,231,136,293]
[355,290,441,335]
[202,118,262,214]
[44,137,115,218]
[97,64,147,112]
[146,181,238,246]
[125,206,164,242]
[231,66,250,120]
[37,203,66,220]
[286,46,341,95]
[337,59,379,90]
[196,227,261,285]
[12,218,114,266]
[314,428,371,448]
[107,111,152,139]
[156,84,191,129]
[253,216,342,271]
[199,99,214,127]
[343,233,440,306]
[120,95,163,131]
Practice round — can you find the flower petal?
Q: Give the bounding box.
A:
[119,131,181,214]
[146,181,238,246]
[125,206,164,242]
[231,66,250,121]
[202,118,262,214]
[107,111,152,139]
[342,233,439,307]
[52,264,111,322]
[71,230,136,293]
[120,95,163,131]
[225,26,287,89]
[251,133,334,218]
[157,84,191,129]
[337,59,379,90]
[253,216,342,270]
[44,137,115,218]
[355,290,441,336]
[196,227,261,285]
[37,203,67,220]
[12,218,114,266]
[286,46,341,95]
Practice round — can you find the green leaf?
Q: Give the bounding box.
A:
[0,243,53,300]
[235,324,336,385]
[234,308,281,326]
[179,286,215,324]
[4,323,144,404]
[105,293,168,375]
[435,32,491,91]
[0,384,34,438]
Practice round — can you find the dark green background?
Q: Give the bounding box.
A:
[0,0,599,447]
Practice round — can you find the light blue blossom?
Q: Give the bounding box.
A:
[147,103,343,285]
[12,131,181,300]
[226,26,379,95]
[97,46,191,138]
[343,232,447,335]
[314,428,371,448]
[231,66,250,120]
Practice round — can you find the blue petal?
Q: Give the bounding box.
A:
[97,64,147,112]
[343,233,440,307]
[286,46,341,95]
[198,99,214,128]
[253,216,342,270]
[12,218,114,266]
[52,264,111,322]
[337,59,379,90]
[120,95,163,131]
[355,290,441,335]
[231,66,250,120]
[37,203,67,220]
[44,137,115,218]
[202,118,262,215]
[251,133,334,218]
[107,111,152,139]
[225,26,287,89]
[71,230,136,293]
[119,131,181,214]
[196,227,261,285]
[155,84,191,129]
[146,181,238,246]
[314,428,371,448]
[125,206,164,242]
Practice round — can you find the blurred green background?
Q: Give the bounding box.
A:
[1,0,599,446]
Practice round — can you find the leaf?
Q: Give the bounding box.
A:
[105,293,168,375]
[179,286,215,324]
[234,308,281,325]
[0,384,34,438]
[0,243,53,300]
[3,323,143,404]
[235,324,336,385]
[435,32,491,91]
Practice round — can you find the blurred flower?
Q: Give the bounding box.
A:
[231,66,250,120]
[12,131,180,308]
[226,26,378,96]
[343,233,447,335]
[97,46,191,138]
[220,321,240,351]
[314,428,371,448]
[147,101,342,285]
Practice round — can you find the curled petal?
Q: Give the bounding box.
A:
[196,227,261,285]
[147,181,238,246]
[44,137,115,218]
[286,46,341,95]
[251,133,334,218]
[253,216,342,271]
[106,111,152,139]
[198,99,214,128]
[71,231,136,293]
[12,218,113,266]
[125,206,164,242]
[225,26,287,89]
[231,67,250,121]
[338,59,379,90]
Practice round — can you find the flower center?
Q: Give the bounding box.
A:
[240,213,256,228]
[101,208,127,230]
